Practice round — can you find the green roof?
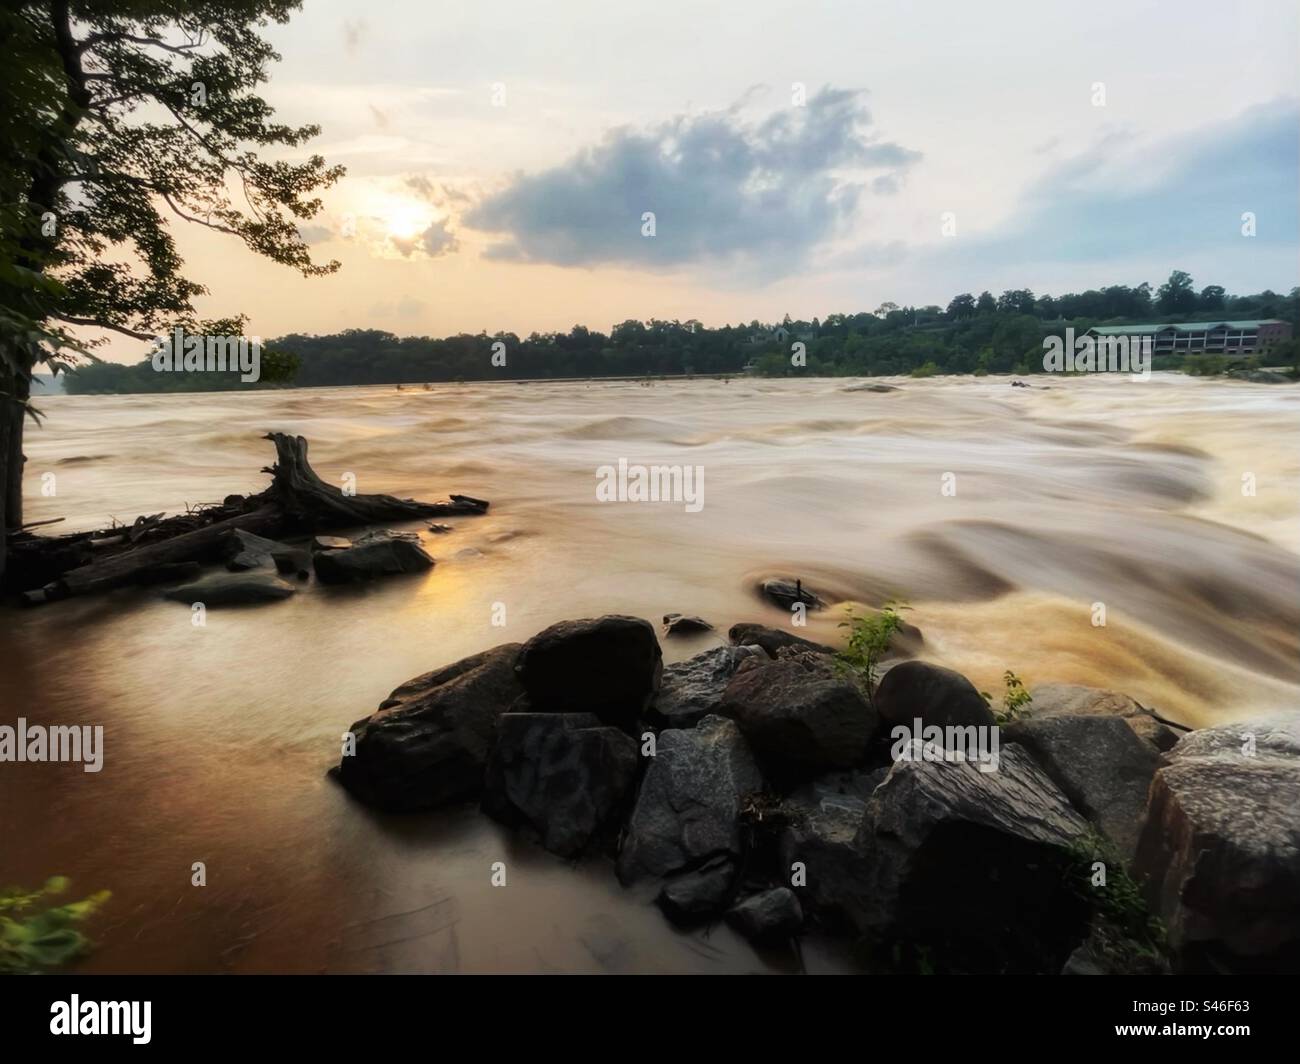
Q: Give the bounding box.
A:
[1089,319,1285,335]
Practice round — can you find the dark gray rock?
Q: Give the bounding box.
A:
[721,648,877,775]
[222,528,285,571]
[271,545,312,579]
[874,660,996,734]
[1134,712,1300,973]
[312,529,434,584]
[617,715,762,884]
[133,560,202,586]
[515,615,662,727]
[758,578,826,610]
[481,712,639,858]
[162,570,296,605]
[657,855,737,923]
[650,644,765,728]
[1029,683,1184,751]
[778,798,871,932]
[727,622,836,657]
[662,613,714,636]
[726,887,803,941]
[1005,714,1160,862]
[336,643,524,811]
[851,744,1091,971]
[841,382,899,393]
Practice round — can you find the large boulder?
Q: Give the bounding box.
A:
[1134,713,1300,973]
[1005,714,1160,862]
[1029,683,1185,751]
[515,615,662,727]
[481,712,639,858]
[312,529,434,584]
[336,643,524,811]
[617,715,762,884]
[873,660,996,732]
[650,644,766,728]
[850,743,1091,972]
[162,570,296,605]
[721,648,877,776]
[778,796,872,933]
[727,622,836,658]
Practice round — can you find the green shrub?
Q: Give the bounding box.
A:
[0,877,110,973]
[838,603,907,704]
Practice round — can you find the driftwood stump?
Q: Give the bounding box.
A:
[16,432,488,604]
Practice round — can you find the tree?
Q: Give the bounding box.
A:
[975,290,996,315]
[0,1,342,579]
[1156,270,1197,316]
[946,293,976,319]
[1199,285,1226,312]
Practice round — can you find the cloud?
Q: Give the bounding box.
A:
[296,223,332,245]
[946,99,1300,270]
[391,217,459,258]
[463,87,919,275]
[342,19,367,55]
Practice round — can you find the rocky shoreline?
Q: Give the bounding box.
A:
[331,613,1300,975]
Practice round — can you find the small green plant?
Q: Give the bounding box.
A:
[1065,833,1169,974]
[838,602,908,704]
[993,670,1032,724]
[0,877,111,973]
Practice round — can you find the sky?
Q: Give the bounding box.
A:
[124,0,1300,355]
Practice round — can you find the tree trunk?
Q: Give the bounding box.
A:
[0,359,31,583]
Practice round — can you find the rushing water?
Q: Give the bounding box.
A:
[2,373,1298,972]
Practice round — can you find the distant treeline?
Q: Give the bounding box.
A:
[63,272,1300,394]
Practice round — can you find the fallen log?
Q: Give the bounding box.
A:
[18,433,489,605]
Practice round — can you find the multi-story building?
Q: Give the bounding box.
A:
[1086,319,1292,357]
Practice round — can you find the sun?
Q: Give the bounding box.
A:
[383,198,431,240]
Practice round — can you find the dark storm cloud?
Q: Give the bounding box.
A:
[463,87,920,274]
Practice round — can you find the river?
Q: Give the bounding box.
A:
[2,373,1297,972]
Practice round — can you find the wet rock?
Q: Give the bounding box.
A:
[1029,683,1184,751]
[427,523,453,534]
[758,578,826,611]
[481,712,639,859]
[778,797,871,933]
[617,715,762,884]
[312,529,434,584]
[515,615,662,728]
[727,622,835,658]
[222,528,285,571]
[657,856,737,923]
[311,534,351,552]
[721,648,877,776]
[726,887,803,942]
[662,613,714,636]
[271,545,312,579]
[1005,714,1160,862]
[1134,713,1300,973]
[873,660,996,733]
[852,744,1091,972]
[841,382,899,393]
[650,644,765,728]
[162,570,296,605]
[1228,368,1291,383]
[336,643,524,811]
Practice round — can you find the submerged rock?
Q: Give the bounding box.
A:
[727,622,836,658]
[481,712,638,858]
[657,855,737,923]
[758,578,826,611]
[312,529,434,584]
[722,648,877,775]
[515,615,662,728]
[662,613,714,636]
[336,643,524,811]
[649,644,765,728]
[162,570,296,605]
[618,715,762,884]
[1134,713,1300,973]
[727,887,803,942]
